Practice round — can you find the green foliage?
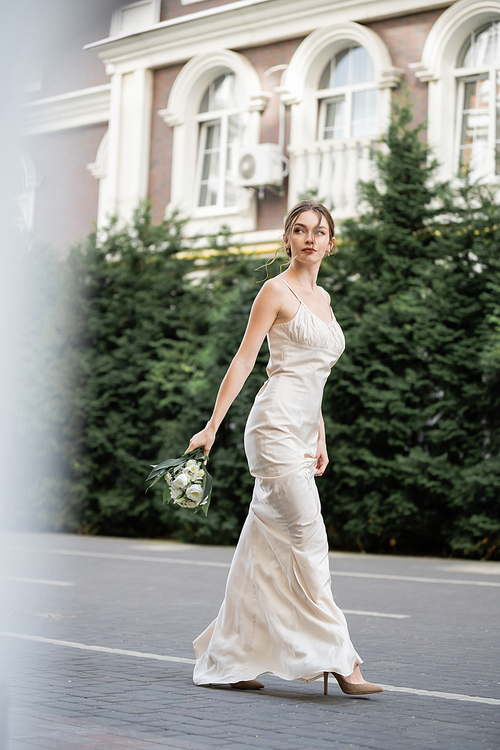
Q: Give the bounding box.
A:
[318,97,500,559]
[23,98,500,560]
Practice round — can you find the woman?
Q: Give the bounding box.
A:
[187,200,382,696]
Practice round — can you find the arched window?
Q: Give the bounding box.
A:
[196,73,241,209]
[317,46,377,142]
[455,21,500,178]
[282,22,399,217]
[160,50,268,235]
[410,0,500,183]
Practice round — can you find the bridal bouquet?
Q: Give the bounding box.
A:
[145,448,212,516]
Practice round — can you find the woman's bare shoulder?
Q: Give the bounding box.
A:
[256,275,288,302]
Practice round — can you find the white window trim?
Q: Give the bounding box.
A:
[15,150,38,234]
[409,0,500,184]
[281,22,401,214]
[454,62,499,180]
[196,105,241,211]
[87,130,112,229]
[158,49,270,236]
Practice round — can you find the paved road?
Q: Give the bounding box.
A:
[0,531,499,750]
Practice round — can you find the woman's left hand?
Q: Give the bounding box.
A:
[315,441,329,476]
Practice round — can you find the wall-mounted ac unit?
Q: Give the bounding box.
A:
[236,143,284,188]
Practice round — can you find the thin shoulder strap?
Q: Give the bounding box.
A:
[281,278,303,304]
[319,286,330,303]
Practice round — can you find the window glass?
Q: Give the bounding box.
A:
[319,46,374,90]
[352,89,377,136]
[318,45,376,141]
[460,21,500,67]
[456,22,500,178]
[459,78,490,174]
[323,99,345,139]
[199,73,236,113]
[197,73,240,208]
[199,121,221,206]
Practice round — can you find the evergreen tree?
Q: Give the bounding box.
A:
[318,99,500,559]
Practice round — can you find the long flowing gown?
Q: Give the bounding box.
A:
[193,280,361,684]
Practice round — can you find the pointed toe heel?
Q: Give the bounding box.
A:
[332,672,383,695]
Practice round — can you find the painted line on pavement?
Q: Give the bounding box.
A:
[378,684,500,705]
[1,632,498,706]
[0,576,74,587]
[330,571,500,587]
[343,609,408,619]
[5,547,500,587]
[0,632,196,664]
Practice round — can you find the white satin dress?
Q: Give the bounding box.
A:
[193,280,362,685]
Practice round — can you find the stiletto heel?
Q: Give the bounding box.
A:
[323,671,328,695]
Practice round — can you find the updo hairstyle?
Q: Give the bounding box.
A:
[283,200,336,258]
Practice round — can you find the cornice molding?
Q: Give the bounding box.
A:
[23,84,111,135]
[84,0,452,74]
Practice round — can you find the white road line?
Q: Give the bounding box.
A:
[331,571,500,587]
[0,632,196,664]
[343,609,408,619]
[378,684,500,705]
[5,547,500,587]
[1,632,498,706]
[0,576,74,587]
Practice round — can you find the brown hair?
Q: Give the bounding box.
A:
[283,200,336,258]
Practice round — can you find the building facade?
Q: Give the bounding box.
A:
[21,0,500,250]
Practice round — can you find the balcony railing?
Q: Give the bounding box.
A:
[288,137,378,219]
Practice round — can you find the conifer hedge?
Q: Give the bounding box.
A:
[18,102,500,559]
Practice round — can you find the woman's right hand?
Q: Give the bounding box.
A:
[185,425,216,457]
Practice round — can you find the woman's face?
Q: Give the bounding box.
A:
[286,210,334,265]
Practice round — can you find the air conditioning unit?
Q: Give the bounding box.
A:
[236,143,284,188]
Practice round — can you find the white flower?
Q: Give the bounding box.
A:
[170,486,184,500]
[185,484,204,504]
[175,497,198,508]
[184,460,199,478]
[172,473,188,490]
[195,468,205,481]
[165,472,173,486]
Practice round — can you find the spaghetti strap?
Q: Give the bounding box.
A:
[281,279,303,304]
[319,286,330,303]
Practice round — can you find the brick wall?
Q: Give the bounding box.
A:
[149,64,184,224]
[149,8,451,235]
[365,8,447,126]
[26,124,107,250]
[238,38,305,232]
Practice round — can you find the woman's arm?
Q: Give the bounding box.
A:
[186,280,285,455]
[315,411,329,476]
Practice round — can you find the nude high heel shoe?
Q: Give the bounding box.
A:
[230,680,264,690]
[323,672,383,696]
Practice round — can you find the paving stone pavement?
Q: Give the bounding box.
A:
[0,531,499,750]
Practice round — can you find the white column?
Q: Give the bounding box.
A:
[105,66,153,224]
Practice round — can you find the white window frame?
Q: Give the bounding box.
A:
[453,26,500,180]
[281,22,400,216]
[159,50,269,236]
[317,80,379,142]
[409,0,500,185]
[195,76,242,212]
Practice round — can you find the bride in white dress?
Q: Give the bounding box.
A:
[187,201,382,696]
